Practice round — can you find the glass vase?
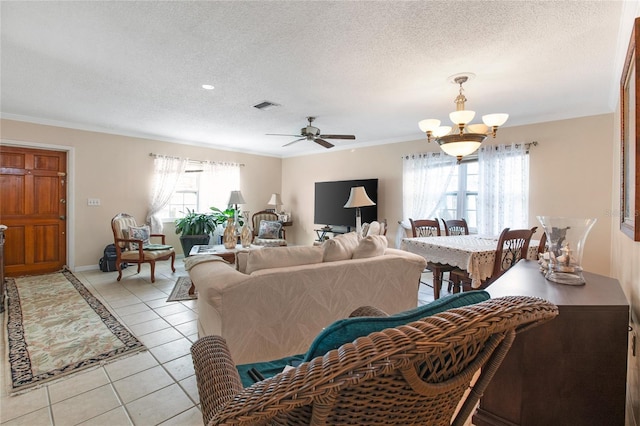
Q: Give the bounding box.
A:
[222,217,237,249]
[240,211,253,247]
[536,216,597,285]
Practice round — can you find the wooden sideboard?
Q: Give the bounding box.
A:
[474,260,629,426]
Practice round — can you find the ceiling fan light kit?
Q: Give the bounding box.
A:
[419,73,508,163]
[267,116,356,149]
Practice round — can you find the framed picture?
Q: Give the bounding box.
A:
[620,17,640,241]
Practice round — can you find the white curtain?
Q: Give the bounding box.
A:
[477,143,529,235]
[198,162,241,211]
[396,152,457,247]
[146,156,187,233]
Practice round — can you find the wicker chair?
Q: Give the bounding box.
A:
[191,296,558,426]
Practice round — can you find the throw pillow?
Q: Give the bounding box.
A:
[366,221,381,236]
[128,225,150,250]
[322,232,360,262]
[302,291,491,362]
[245,246,323,275]
[352,234,388,259]
[258,220,282,239]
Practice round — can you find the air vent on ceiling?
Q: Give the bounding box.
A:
[253,100,281,111]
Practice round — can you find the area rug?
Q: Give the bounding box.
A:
[167,276,197,302]
[5,270,145,393]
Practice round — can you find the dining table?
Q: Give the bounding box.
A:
[400,234,539,298]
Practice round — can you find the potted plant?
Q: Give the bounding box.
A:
[210,207,245,226]
[209,207,246,245]
[174,208,218,256]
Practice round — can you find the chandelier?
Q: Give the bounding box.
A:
[419,73,508,163]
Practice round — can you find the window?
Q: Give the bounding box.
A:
[159,162,240,221]
[402,143,530,237]
[436,160,478,231]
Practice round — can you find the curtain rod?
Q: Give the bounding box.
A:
[149,153,244,167]
[401,141,539,159]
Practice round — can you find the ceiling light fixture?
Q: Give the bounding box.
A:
[419,73,508,163]
[202,84,215,90]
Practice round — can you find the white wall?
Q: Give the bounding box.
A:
[0,119,283,266]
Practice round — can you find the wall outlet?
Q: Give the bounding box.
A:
[87,198,101,206]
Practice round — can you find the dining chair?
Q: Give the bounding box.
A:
[451,227,535,292]
[441,218,470,292]
[441,218,470,236]
[409,218,453,299]
[537,230,548,255]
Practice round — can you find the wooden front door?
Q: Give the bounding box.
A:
[0,146,67,276]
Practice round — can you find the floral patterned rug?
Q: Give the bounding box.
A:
[5,270,145,393]
[166,276,197,302]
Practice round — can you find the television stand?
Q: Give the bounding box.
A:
[314,227,351,242]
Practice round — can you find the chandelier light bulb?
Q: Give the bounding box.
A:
[449,110,476,126]
[482,113,509,127]
[418,119,440,133]
[466,123,489,134]
[433,126,452,137]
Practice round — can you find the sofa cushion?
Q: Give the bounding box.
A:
[366,221,381,236]
[352,235,387,259]
[322,232,360,262]
[302,291,491,362]
[258,220,282,239]
[245,246,323,275]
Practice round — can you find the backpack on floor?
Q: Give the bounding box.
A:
[99,244,127,272]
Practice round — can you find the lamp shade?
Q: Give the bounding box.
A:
[449,110,476,125]
[418,119,441,133]
[343,186,376,208]
[267,193,282,206]
[482,113,509,127]
[228,190,246,205]
[437,133,486,162]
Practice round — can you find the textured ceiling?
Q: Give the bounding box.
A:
[1,1,638,157]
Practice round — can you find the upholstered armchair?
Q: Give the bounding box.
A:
[111,213,176,283]
[251,210,287,246]
[191,294,558,426]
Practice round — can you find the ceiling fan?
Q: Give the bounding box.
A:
[267,116,356,149]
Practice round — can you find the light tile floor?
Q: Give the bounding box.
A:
[1,261,440,425]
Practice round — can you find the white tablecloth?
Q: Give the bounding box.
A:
[400,235,539,288]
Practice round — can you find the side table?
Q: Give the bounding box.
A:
[187,244,260,294]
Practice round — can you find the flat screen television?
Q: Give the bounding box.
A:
[314,179,378,229]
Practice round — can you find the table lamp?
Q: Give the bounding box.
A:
[267,193,282,213]
[228,190,246,225]
[343,186,376,235]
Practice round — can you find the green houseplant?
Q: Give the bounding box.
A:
[209,207,245,226]
[174,208,218,256]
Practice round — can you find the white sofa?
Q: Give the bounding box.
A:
[188,233,427,364]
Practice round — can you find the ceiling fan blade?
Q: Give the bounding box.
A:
[282,137,306,147]
[314,138,335,149]
[319,134,356,140]
[267,133,303,137]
